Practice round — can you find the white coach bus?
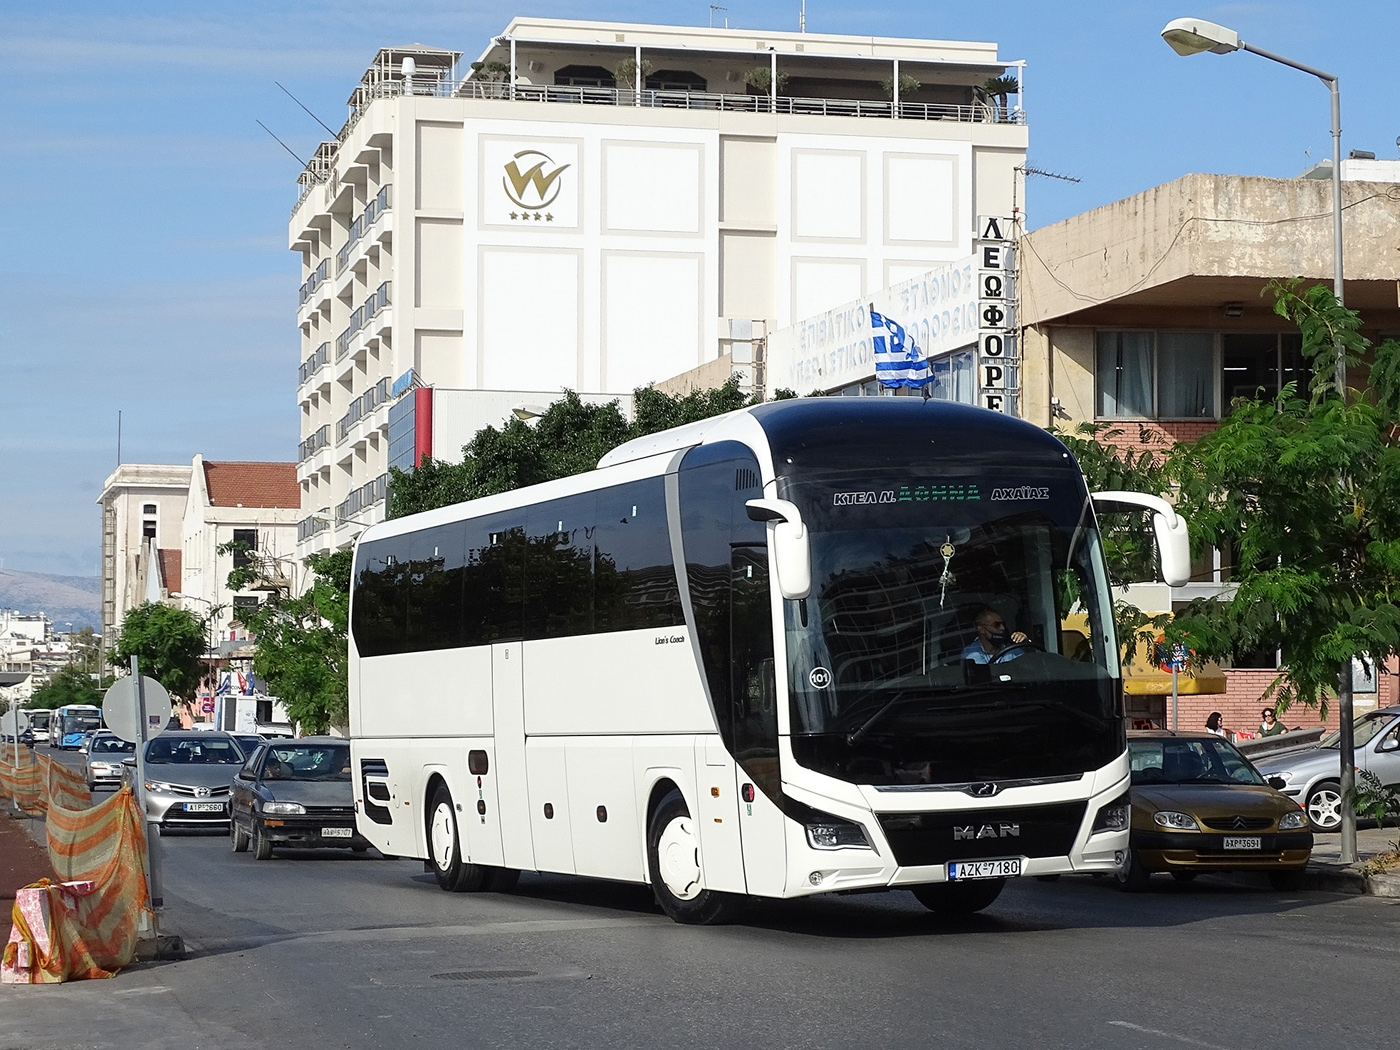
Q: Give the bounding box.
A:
[349,399,1189,922]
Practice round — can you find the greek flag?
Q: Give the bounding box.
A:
[870,306,931,388]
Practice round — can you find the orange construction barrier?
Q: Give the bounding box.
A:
[0,747,43,815]
[2,879,116,983]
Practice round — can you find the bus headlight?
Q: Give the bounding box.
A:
[805,820,872,850]
[1091,793,1131,834]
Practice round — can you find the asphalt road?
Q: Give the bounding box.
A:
[4,756,1398,1050]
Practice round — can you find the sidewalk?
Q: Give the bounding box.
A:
[1305,825,1400,896]
[0,810,54,900]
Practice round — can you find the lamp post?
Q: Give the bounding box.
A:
[1161,18,1355,863]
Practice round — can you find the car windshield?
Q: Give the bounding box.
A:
[778,469,1123,785]
[1319,713,1397,750]
[1129,738,1264,785]
[261,745,352,782]
[145,737,243,764]
[91,737,135,755]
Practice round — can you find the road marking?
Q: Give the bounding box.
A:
[1108,1021,1234,1049]
[113,985,171,997]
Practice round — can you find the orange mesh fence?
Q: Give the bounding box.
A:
[41,786,151,974]
[38,754,92,812]
[2,879,119,983]
[0,747,44,815]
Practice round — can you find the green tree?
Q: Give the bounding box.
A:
[389,378,762,518]
[28,665,111,709]
[1168,280,1400,718]
[224,550,353,735]
[109,602,208,702]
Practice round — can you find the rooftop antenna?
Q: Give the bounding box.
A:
[800,0,806,32]
[709,5,726,27]
[1017,164,1080,183]
[255,120,309,167]
[275,82,338,138]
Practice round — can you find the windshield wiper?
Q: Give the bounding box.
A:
[845,691,917,746]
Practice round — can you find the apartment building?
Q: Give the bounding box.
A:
[97,459,299,653]
[289,16,1028,558]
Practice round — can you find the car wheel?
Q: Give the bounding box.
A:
[230,816,249,853]
[428,784,488,892]
[1306,781,1343,832]
[253,821,273,860]
[1115,849,1152,892]
[1269,870,1307,891]
[912,879,1006,915]
[350,843,369,854]
[1170,871,1198,883]
[647,788,740,925]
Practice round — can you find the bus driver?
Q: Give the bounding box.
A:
[962,605,1030,664]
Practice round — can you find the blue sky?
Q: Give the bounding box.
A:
[3,0,1397,577]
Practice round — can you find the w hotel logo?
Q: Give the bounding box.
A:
[502,150,570,220]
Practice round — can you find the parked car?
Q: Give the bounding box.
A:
[1117,731,1313,891]
[84,732,136,791]
[230,738,369,860]
[137,730,245,833]
[76,730,99,755]
[1253,707,1400,831]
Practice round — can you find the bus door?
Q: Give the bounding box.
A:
[491,641,535,871]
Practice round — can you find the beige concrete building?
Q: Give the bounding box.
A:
[1016,167,1400,728]
[290,17,1028,558]
[97,463,192,644]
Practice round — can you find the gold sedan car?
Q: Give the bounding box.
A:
[1117,731,1312,891]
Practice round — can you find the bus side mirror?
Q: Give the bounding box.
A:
[745,498,811,600]
[1090,490,1191,587]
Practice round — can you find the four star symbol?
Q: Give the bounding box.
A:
[507,210,557,223]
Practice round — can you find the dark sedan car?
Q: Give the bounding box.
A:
[230,738,370,859]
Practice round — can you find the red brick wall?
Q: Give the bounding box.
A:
[1092,419,1219,455]
[1166,663,1396,740]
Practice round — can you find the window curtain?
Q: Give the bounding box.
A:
[1157,333,1214,417]
[1095,332,1152,417]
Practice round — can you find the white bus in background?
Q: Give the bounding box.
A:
[349,399,1189,923]
[23,708,53,744]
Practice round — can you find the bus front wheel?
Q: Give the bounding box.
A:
[428,784,489,892]
[647,789,741,925]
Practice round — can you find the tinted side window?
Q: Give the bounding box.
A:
[464,515,525,645]
[351,538,409,657]
[405,523,466,651]
[525,495,595,640]
[594,479,682,632]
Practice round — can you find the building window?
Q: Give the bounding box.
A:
[232,529,258,570]
[646,69,707,92]
[142,504,158,540]
[1222,333,1309,403]
[554,65,616,88]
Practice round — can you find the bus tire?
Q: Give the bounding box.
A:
[428,784,488,892]
[484,867,520,892]
[646,788,740,925]
[912,878,1006,915]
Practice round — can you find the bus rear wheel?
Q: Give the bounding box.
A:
[647,789,740,925]
[428,784,489,892]
[912,878,1006,915]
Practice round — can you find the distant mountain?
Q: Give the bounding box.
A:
[0,569,101,631]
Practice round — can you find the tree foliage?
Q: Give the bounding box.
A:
[29,664,113,710]
[1168,281,1400,717]
[109,602,208,702]
[388,378,763,518]
[224,549,352,735]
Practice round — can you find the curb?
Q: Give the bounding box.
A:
[1304,864,1400,897]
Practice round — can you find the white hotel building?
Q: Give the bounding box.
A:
[290,17,1027,558]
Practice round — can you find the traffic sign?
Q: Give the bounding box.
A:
[201,698,215,715]
[1156,636,1190,674]
[102,676,173,744]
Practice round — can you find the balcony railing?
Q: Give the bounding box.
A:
[297,512,331,543]
[336,377,392,441]
[335,184,392,276]
[336,282,391,361]
[335,472,389,524]
[299,342,329,386]
[298,424,330,462]
[298,259,329,306]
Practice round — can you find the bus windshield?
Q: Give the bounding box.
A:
[779,469,1123,786]
[59,710,102,736]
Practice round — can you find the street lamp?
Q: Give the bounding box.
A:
[1162,18,1355,862]
[1160,17,1345,392]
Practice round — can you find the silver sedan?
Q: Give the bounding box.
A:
[139,730,245,833]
